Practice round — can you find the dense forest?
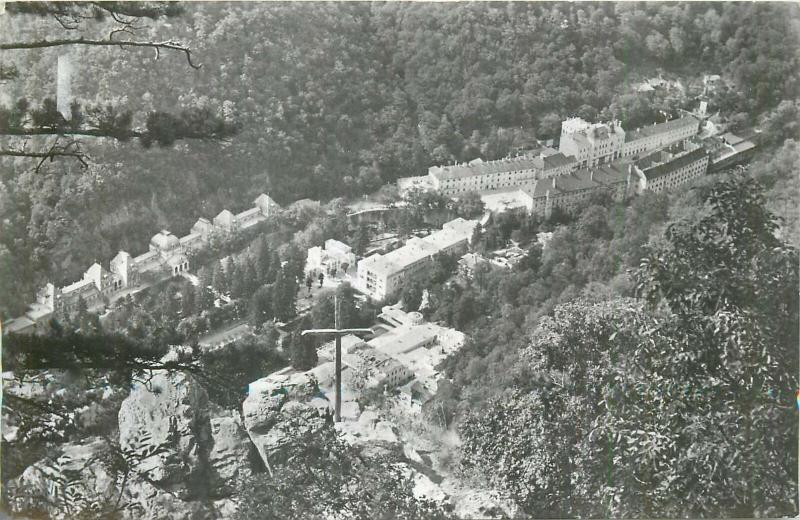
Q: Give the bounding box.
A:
[1,1,799,319]
[2,3,799,518]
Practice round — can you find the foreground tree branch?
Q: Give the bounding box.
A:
[0,148,89,169]
[1,37,201,69]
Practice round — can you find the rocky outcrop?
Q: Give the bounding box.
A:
[209,413,256,492]
[7,366,263,519]
[6,437,117,519]
[242,377,328,470]
[118,370,212,500]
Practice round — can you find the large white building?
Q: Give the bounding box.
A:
[559,118,626,168]
[356,217,478,301]
[621,116,700,158]
[425,149,576,197]
[559,115,700,169]
[306,239,357,277]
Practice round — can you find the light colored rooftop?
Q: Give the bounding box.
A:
[26,303,53,321]
[361,218,477,277]
[625,116,698,143]
[61,277,95,295]
[150,230,180,251]
[5,316,36,333]
[133,250,158,263]
[368,323,442,357]
[480,189,532,214]
[236,207,261,219]
[180,233,202,244]
[325,239,352,255]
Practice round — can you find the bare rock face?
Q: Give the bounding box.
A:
[242,378,328,470]
[209,413,256,492]
[118,370,212,500]
[6,437,117,519]
[124,477,214,520]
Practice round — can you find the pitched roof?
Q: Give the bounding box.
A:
[150,230,180,250]
[639,147,708,180]
[525,160,630,199]
[625,116,698,143]
[429,155,544,181]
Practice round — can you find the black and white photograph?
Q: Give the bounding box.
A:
[1,1,798,518]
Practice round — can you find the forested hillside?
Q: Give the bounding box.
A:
[2,2,798,318]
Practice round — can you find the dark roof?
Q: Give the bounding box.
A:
[640,148,708,180]
[542,153,577,169]
[721,132,744,145]
[625,116,698,143]
[526,159,629,199]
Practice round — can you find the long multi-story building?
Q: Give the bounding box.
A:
[4,193,281,335]
[426,149,577,197]
[620,116,700,158]
[415,115,699,200]
[632,142,710,194]
[527,160,634,217]
[357,217,478,301]
[559,115,700,169]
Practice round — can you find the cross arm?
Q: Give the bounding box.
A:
[300,328,374,336]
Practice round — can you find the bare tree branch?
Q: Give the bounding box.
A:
[1,37,202,69]
[1,147,90,170]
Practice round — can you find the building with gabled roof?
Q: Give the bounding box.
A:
[254,193,280,217]
[426,151,577,197]
[632,143,709,194]
[213,209,237,231]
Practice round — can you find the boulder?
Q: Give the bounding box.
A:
[242,378,327,470]
[124,476,214,520]
[209,413,255,492]
[118,370,212,500]
[6,437,117,519]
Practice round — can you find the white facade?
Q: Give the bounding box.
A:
[620,117,699,158]
[6,194,281,335]
[633,146,709,195]
[305,239,357,277]
[356,218,478,301]
[427,151,576,197]
[559,118,626,168]
[559,116,699,169]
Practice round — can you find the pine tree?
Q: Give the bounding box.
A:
[354,222,371,256]
[221,256,234,295]
[256,239,272,284]
[265,251,282,284]
[470,223,483,253]
[272,267,298,322]
[211,261,225,295]
[283,243,306,283]
[182,283,196,317]
[250,285,273,328]
[241,260,259,299]
[197,267,215,311]
[230,258,245,299]
[290,319,318,370]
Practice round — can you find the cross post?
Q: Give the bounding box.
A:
[301,295,372,422]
